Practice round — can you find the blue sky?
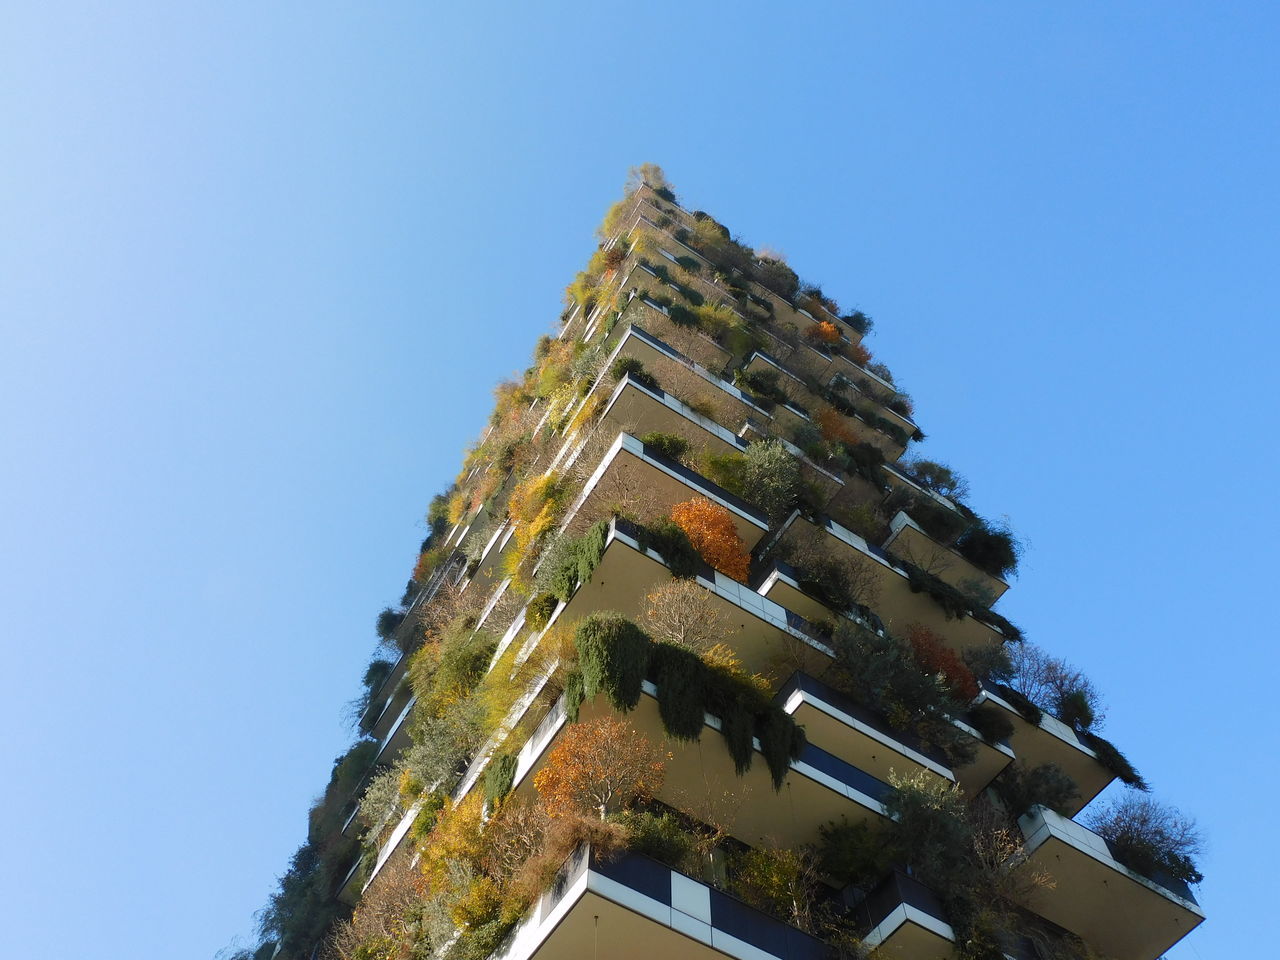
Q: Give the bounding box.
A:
[1,3,1275,957]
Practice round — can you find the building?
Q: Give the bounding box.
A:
[240,167,1205,960]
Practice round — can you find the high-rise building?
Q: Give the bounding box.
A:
[238,167,1205,960]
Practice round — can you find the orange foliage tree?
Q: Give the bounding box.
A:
[532,716,666,818]
[849,342,873,367]
[805,320,841,345]
[815,405,858,447]
[904,624,979,703]
[670,497,751,582]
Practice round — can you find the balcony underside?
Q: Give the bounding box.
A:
[1017,808,1204,960]
[977,690,1113,817]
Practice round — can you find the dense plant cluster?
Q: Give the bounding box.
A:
[229,165,1201,960]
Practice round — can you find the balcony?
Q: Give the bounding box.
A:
[881,510,1009,602]
[775,512,1013,652]
[973,686,1114,816]
[564,431,770,549]
[777,672,954,787]
[509,680,890,849]
[740,351,908,460]
[598,371,749,461]
[832,359,918,434]
[491,845,835,960]
[1015,805,1204,960]
[852,870,955,960]
[462,518,517,594]
[608,323,772,434]
[739,351,817,432]
[595,370,843,504]
[624,271,735,374]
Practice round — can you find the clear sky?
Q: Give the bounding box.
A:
[1,3,1275,958]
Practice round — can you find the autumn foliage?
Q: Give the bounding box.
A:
[849,342,873,367]
[532,716,666,818]
[670,497,751,582]
[815,405,858,447]
[805,320,841,345]
[905,624,979,703]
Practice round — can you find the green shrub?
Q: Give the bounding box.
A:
[903,460,967,500]
[991,682,1043,725]
[841,310,873,335]
[733,367,789,406]
[410,792,447,842]
[702,452,748,497]
[362,659,394,692]
[674,255,701,272]
[483,753,519,803]
[882,770,972,893]
[615,808,699,871]
[754,257,799,300]
[897,558,1024,641]
[634,518,699,577]
[375,607,405,640]
[415,621,496,714]
[1082,732,1147,790]
[796,557,856,611]
[610,357,659,392]
[1085,793,1202,884]
[638,431,690,461]
[966,705,1014,744]
[884,488,970,544]
[575,613,652,711]
[1056,688,1096,731]
[755,704,806,790]
[961,642,1014,686]
[955,524,1021,579]
[563,669,585,723]
[818,817,892,888]
[717,704,757,776]
[993,762,1080,816]
[650,642,709,741]
[525,593,559,632]
[541,519,611,603]
[841,441,885,484]
[573,519,609,588]
[667,303,698,327]
[742,439,801,526]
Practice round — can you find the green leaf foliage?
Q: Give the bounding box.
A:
[575,612,652,711]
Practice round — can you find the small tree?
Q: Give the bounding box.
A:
[992,762,1080,817]
[731,845,821,932]
[1084,793,1203,884]
[645,579,735,653]
[532,716,666,819]
[904,623,979,703]
[883,770,973,893]
[1007,643,1106,730]
[804,321,840,346]
[670,497,750,582]
[904,460,969,501]
[741,439,801,526]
